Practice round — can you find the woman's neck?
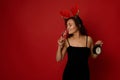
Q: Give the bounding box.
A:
[72,31,82,39]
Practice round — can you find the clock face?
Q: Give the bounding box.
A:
[96,47,101,54]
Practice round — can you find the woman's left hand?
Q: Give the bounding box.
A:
[95,40,103,47]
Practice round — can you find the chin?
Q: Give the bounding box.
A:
[69,33,72,35]
[68,32,73,34]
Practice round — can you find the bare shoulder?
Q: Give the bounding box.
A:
[87,36,93,43]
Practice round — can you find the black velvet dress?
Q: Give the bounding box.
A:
[62,36,91,80]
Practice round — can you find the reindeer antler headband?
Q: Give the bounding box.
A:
[60,4,80,20]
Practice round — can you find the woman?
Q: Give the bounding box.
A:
[56,16,103,80]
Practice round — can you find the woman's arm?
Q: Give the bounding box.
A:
[56,37,68,62]
[88,36,100,59]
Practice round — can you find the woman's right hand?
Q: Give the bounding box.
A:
[58,29,68,48]
[57,36,66,48]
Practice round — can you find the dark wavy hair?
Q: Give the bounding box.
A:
[65,16,88,37]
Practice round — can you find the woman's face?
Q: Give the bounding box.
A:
[66,19,78,34]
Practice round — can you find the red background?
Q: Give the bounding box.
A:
[1,0,120,80]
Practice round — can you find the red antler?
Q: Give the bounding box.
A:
[71,4,79,16]
[60,10,70,19]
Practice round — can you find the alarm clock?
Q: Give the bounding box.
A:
[93,44,102,55]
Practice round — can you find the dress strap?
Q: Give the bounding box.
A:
[86,36,88,47]
[67,39,70,46]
